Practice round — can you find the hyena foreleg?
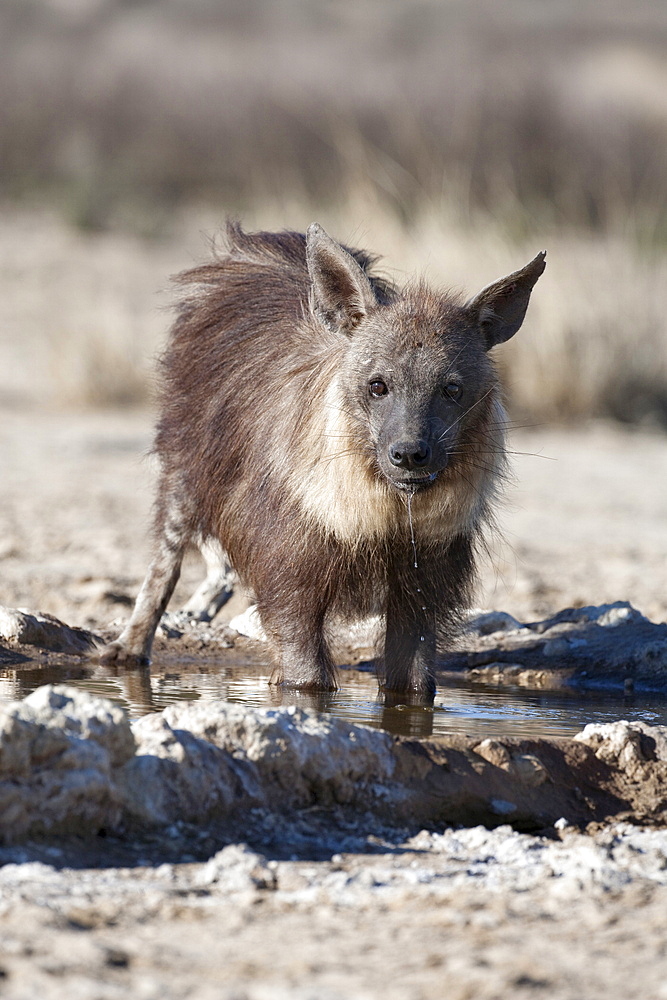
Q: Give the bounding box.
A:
[382,535,474,703]
[260,589,339,692]
[382,584,438,703]
[100,486,191,666]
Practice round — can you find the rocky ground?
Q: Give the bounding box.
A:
[1,824,667,1000]
[1,404,667,998]
[0,683,665,1000]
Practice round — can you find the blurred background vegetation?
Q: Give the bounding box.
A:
[2,0,667,424]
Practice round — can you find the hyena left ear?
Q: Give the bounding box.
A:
[465,251,547,350]
[306,223,376,334]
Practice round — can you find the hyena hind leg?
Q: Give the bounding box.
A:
[99,496,191,667]
[181,538,237,622]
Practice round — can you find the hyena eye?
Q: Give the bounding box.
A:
[444,382,462,399]
[369,379,389,398]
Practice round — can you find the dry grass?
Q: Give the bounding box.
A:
[0,0,666,423]
[0,207,179,409]
[1,0,666,241]
[1,202,666,428]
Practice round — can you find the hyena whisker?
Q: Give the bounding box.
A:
[458,460,513,480]
[318,449,363,467]
[437,384,501,444]
[449,446,550,464]
[494,449,555,461]
[489,420,547,433]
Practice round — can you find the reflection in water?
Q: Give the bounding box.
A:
[2,659,667,741]
[379,703,436,739]
[96,663,155,716]
[0,663,92,703]
[265,686,337,716]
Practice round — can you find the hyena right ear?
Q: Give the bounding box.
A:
[465,251,547,350]
[306,223,376,334]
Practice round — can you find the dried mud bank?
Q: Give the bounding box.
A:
[1,683,667,846]
[1,823,667,1000]
[0,821,666,1000]
[1,661,667,997]
[1,683,667,999]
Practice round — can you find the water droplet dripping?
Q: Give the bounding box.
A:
[406,492,418,569]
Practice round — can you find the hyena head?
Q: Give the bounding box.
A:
[307,223,546,496]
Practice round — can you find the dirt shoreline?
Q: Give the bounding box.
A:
[2,407,667,998]
[0,681,666,1000]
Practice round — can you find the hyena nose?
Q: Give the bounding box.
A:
[388,439,431,470]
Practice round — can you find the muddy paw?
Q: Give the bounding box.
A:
[270,667,339,692]
[98,640,150,667]
[382,675,436,706]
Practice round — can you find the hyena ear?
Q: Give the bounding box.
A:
[306,223,376,334]
[465,251,546,350]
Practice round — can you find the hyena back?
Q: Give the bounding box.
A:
[101,222,545,700]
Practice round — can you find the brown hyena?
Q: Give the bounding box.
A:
[101,222,545,701]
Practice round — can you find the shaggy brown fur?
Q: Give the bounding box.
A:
[101,222,545,700]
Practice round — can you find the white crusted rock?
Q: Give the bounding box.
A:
[194,843,277,891]
[120,711,259,826]
[467,610,525,636]
[160,701,397,810]
[574,720,667,766]
[0,685,132,840]
[228,604,266,640]
[0,606,100,654]
[20,685,135,767]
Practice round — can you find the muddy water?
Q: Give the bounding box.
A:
[1,659,666,740]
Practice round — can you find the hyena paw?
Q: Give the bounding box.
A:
[98,640,150,667]
[269,665,339,691]
[382,673,436,705]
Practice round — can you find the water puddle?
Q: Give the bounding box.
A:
[1,658,666,740]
